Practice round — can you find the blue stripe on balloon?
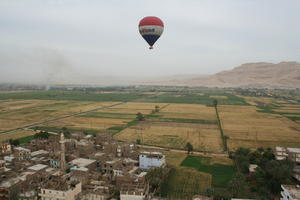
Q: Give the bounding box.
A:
[142,34,161,46]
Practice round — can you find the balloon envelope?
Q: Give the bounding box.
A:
[138,16,164,49]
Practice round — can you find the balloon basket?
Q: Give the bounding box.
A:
[149,46,153,49]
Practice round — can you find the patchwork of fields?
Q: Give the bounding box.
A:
[115,103,223,152]
[0,99,117,132]
[1,90,300,153]
[157,150,211,199]
[219,105,300,150]
[158,150,234,199]
[1,90,300,199]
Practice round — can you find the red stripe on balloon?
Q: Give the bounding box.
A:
[139,16,164,27]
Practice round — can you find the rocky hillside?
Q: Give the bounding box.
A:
[153,62,300,88]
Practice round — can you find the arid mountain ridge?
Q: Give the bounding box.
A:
[144,62,300,89]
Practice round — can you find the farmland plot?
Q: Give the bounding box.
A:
[97,102,168,115]
[159,104,217,120]
[44,116,131,131]
[0,99,117,132]
[115,121,223,152]
[0,129,36,143]
[218,105,300,150]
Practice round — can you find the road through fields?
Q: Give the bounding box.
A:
[0,102,125,135]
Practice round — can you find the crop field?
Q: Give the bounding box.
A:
[114,103,222,152]
[0,129,36,143]
[115,121,223,152]
[161,167,211,199]
[0,99,117,132]
[273,104,300,123]
[181,155,236,188]
[0,91,149,102]
[242,96,276,105]
[143,92,248,105]
[97,102,168,115]
[218,105,300,150]
[151,150,212,199]
[43,116,131,132]
[158,104,217,120]
[160,152,235,199]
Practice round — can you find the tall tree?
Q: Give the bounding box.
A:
[155,105,160,112]
[228,172,251,198]
[213,99,218,107]
[185,142,193,154]
[254,159,294,196]
[136,112,145,121]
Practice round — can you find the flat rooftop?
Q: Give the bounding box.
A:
[28,164,48,171]
[287,147,300,154]
[282,185,300,199]
[14,147,30,152]
[31,150,48,157]
[0,177,20,188]
[276,146,286,151]
[69,158,96,167]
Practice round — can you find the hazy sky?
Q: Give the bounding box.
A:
[0,0,300,84]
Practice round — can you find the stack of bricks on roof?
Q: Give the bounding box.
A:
[0,132,166,200]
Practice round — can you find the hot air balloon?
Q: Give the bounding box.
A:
[138,16,164,49]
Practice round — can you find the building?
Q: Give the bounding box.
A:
[281,185,300,200]
[192,195,213,200]
[139,152,165,169]
[276,146,300,163]
[249,164,258,174]
[0,143,12,154]
[39,181,82,200]
[69,158,96,172]
[14,147,31,160]
[294,166,300,181]
[0,130,166,200]
[120,191,146,200]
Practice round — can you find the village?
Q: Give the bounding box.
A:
[0,131,167,200]
[1,129,300,199]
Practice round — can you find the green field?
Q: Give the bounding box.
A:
[0,90,248,105]
[82,112,136,119]
[142,92,248,105]
[181,155,236,187]
[0,91,149,102]
[160,167,211,199]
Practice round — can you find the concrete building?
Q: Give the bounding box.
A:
[120,191,146,200]
[281,185,300,200]
[139,152,165,169]
[249,164,258,174]
[276,146,300,163]
[69,158,96,172]
[39,181,82,200]
[14,147,31,160]
[192,195,213,200]
[293,166,300,181]
[31,150,48,158]
[0,143,12,154]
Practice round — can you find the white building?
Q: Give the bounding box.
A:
[120,191,146,200]
[249,164,258,173]
[281,185,300,200]
[39,181,82,200]
[276,146,300,163]
[139,151,165,169]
